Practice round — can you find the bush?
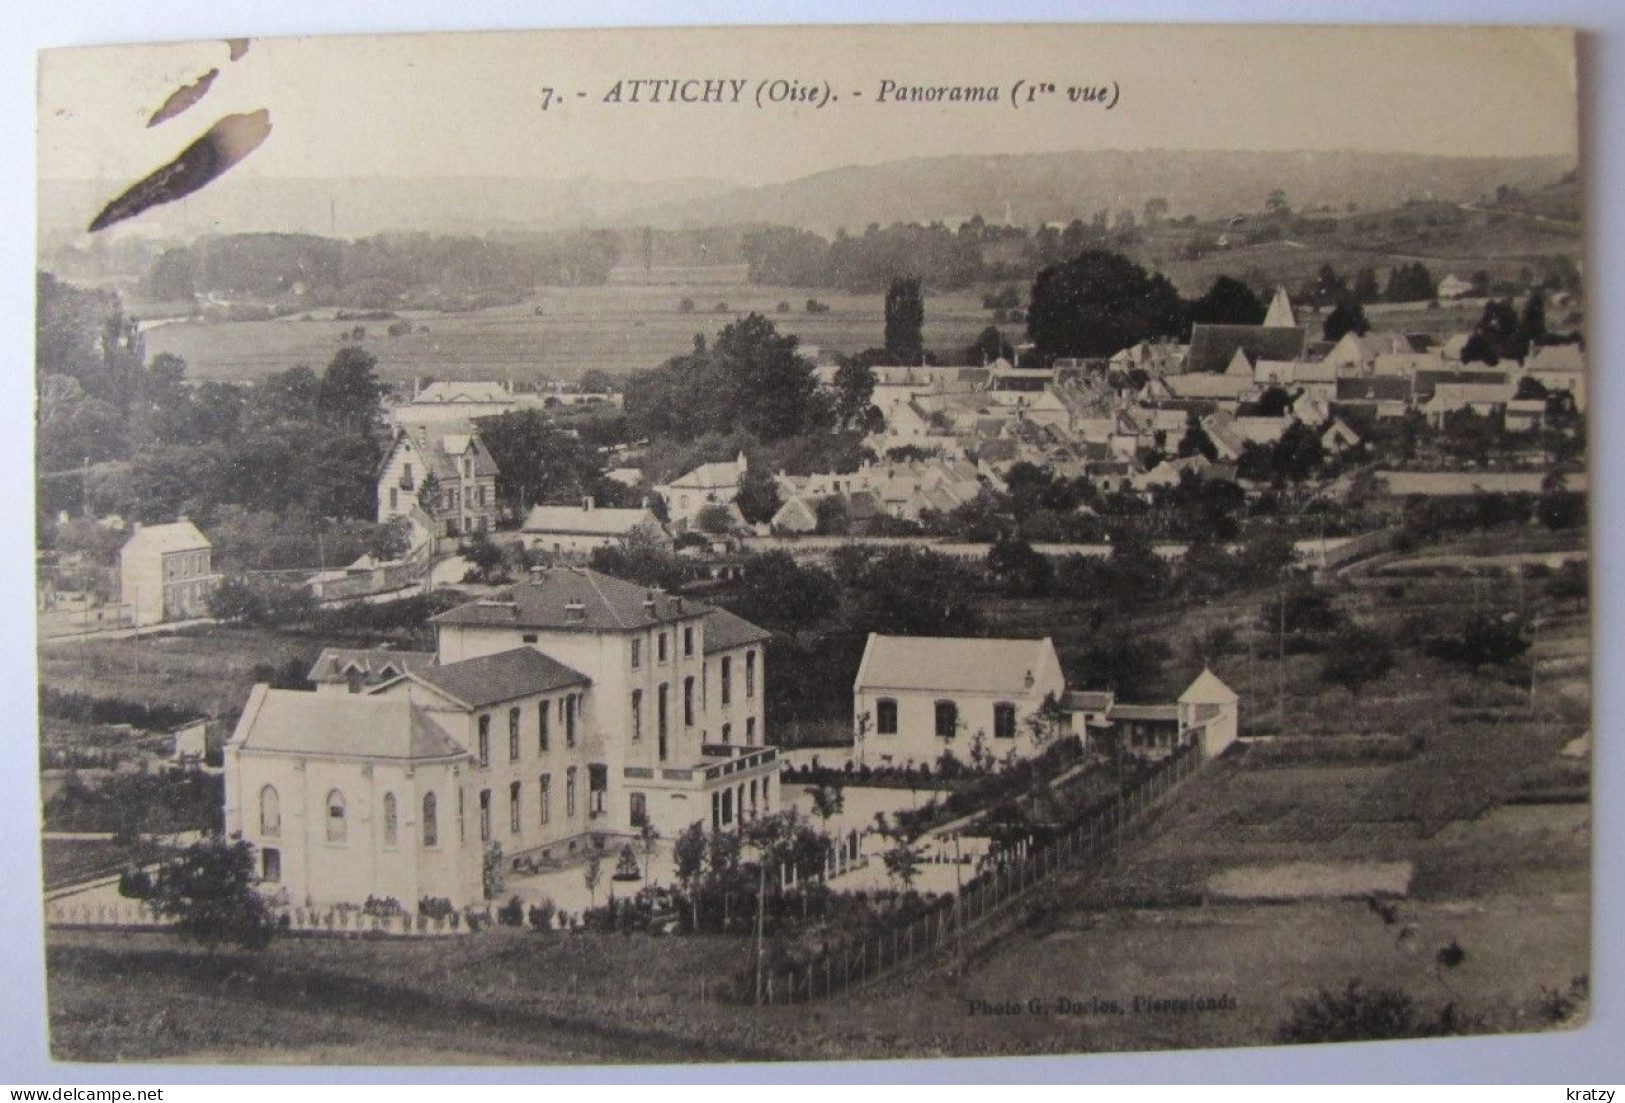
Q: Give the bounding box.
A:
[528,897,558,931]
[496,895,525,927]
[150,836,277,950]
[1276,980,1471,1043]
[417,895,455,920]
[362,895,403,918]
[117,867,153,900]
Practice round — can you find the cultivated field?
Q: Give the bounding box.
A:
[142,281,999,385]
[39,626,325,721]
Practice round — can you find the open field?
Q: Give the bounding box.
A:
[142,282,999,385]
[39,626,325,721]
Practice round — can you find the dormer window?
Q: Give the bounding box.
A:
[564,600,587,623]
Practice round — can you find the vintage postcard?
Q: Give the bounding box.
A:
[33,23,1588,1066]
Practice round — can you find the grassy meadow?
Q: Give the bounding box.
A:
[142,280,999,385]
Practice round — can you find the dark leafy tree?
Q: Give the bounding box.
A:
[1027,249,1186,359]
[986,534,1055,597]
[1186,276,1265,332]
[831,360,877,428]
[150,835,276,950]
[318,346,385,432]
[883,277,926,363]
[1321,625,1395,692]
[1323,299,1370,342]
[734,467,783,526]
[728,551,839,637]
[1352,266,1382,304]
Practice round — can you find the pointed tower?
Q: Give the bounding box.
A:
[1263,286,1297,329]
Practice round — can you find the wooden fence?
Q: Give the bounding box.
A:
[742,745,1201,1005]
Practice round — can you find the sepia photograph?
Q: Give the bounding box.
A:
[25,19,1592,1069]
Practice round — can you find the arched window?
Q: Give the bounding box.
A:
[876,698,898,735]
[994,702,1018,740]
[382,792,398,846]
[325,790,347,843]
[934,700,959,739]
[259,785,280,837]
[422,792,439,847]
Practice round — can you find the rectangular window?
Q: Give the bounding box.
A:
[565,695,577,748]
[477,715,490,767]
[629,792,648,828]
[510,781,522,834]
[721,658,732,706]
[994,702,1018,740]
[479,789,492,842]
[658,632,669,664]
[935,700,958,739]
[509,708,521,761]
[683,677,695,727]
[658,684,669,761]
[746,651,756,698]
[458,786,465,842]
[721,722,732,744]
[631,689,643,740]
[746,717,756,745]
[630,638,642,669]
[539,702,550,753]
[566,768,577,817]
[261,848,281,883]
[683,626,694,657]
[539,775,552,824]
[877,698,898,735]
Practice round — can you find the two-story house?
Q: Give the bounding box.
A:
[118,519,220,628]
[377,422,501,544]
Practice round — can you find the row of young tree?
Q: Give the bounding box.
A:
[142,229,623,309]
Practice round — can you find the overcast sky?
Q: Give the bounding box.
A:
[38,23,1578,189]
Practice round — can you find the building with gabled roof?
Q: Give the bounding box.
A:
[226,566,778,910]
[1185,323,1308,376]
[309,647,437,696]
[656,452,748,525]
[853,633,1067,766]
[521,500,664,558]
[377,421,500,543]
[119,519,219,627]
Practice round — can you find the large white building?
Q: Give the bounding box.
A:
[225,567,774,909]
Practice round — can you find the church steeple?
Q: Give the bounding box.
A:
[1263,286,1297,328]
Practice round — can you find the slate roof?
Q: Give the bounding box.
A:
[405,646,590,709]
[1061,690,1115,713]
[1186,324,1308,375]
[123,520,211,555]
[1337,377,1413,403]
[393,422,500,480]
[431,567,709,632]
[522,504,658,537]
[307,648,436,686]
[1107,704,1180,723]
[233,685,467,761]
[856,634,1056,696]
[702,607,774,654]
[413,381,512,405]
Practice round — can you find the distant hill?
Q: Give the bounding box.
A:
[36,174,735,247]
[626,149,1577,233]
